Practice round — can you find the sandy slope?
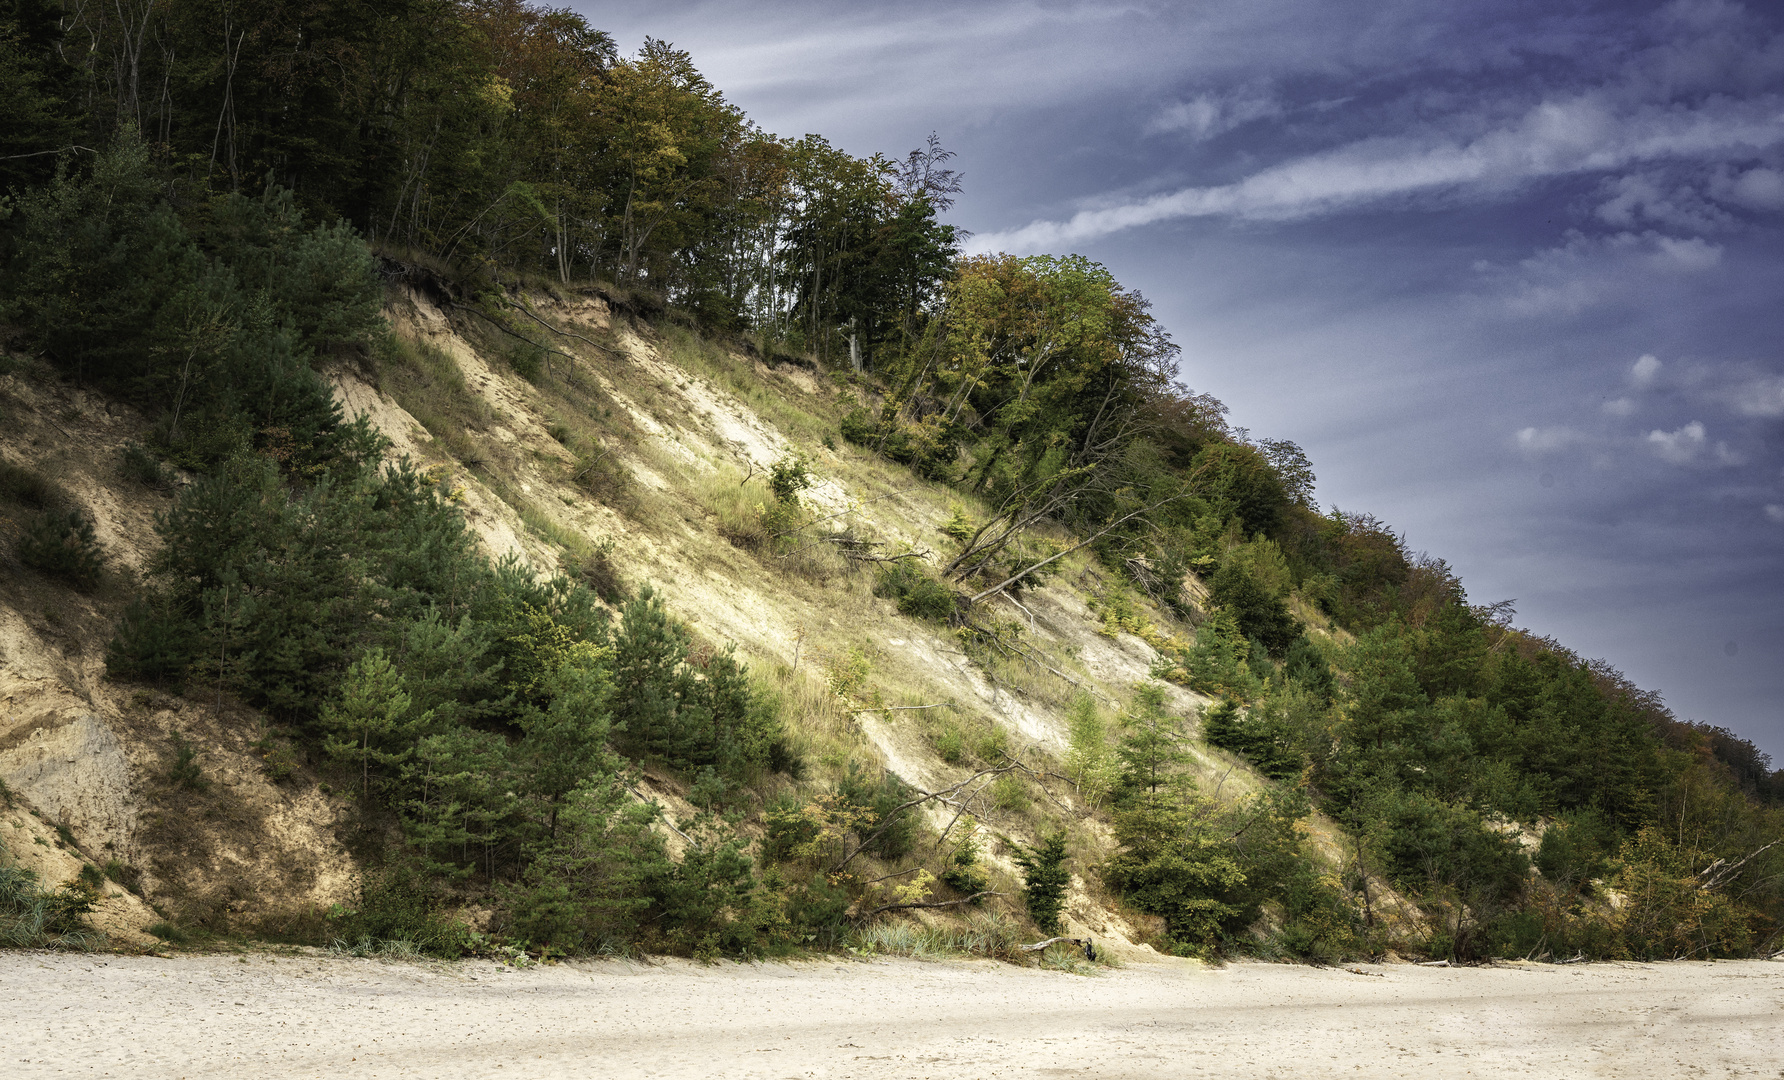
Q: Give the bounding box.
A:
[4,953,1780,1079]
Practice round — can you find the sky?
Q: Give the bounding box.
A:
[580,0,1784,762]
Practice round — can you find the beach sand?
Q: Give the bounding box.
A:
[4,951,1780,1078]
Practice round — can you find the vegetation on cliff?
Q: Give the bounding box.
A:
[2,0,1780,963]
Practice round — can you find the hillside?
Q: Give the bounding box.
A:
[1,273,1396,958]
[3,0,1781,966]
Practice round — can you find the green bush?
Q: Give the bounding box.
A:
[767,454,811,502]
[326,867,473,958]
[838,406,878,446]
[1010,832,1071,935]
[120,443,172,488]
[18,508,105,590]
[873,560,956,620]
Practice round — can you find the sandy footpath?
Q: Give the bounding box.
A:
[3,951,1780,1079]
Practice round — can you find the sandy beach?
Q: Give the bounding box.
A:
[4,951,1780,1078]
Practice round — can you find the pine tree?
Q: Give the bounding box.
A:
[321,649,431,797]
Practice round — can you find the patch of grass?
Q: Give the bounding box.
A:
[990,773,1031,813]
[146,920,191,944]
[846,911,1027,962]
[374,331,492,463]
[54,823,77,849]
[0,866,107,951]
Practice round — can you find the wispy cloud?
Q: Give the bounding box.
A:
[970,93,1784,252]
[1144,91,1283,140]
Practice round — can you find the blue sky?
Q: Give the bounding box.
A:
[583,0,1784,761]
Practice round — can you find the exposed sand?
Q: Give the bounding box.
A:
[4,952,1780,1078]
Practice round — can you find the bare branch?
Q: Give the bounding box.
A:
[854,891,1004,920]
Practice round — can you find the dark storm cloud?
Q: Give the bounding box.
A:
[578,0,1784,759]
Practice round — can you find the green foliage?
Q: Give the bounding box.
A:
[1208,558,1297,657]
[1064,695,1117,808]
[1009,832,1071,935]
[0,866,105,951]
[767,454,812,502]
[165,734,207,792]
[120,443,173,489]
[872,560,956,620]
[941,830,990,898]
[1114,684,1190,804]
[320,649,435,797]
[1202,699,1302,782]
[326,867,475,959]
[17,507,104,590]
[610,587,781,778]
[835,763,918,861]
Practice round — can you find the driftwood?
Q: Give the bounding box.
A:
[1020,936,1098,961]
[1417,959,1450,967]
[1345,967,1385,977]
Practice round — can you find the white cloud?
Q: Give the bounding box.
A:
[1767,504,1784,523]
[1487,233,1724,317]
[1603,397,1637,416]
[1727,374,1784,417]
[1145,92,1282,140]
[1711,165,1784,211]
[1650,235,1723,271]
[1647,420,1744,466]
[1632,354,1663,386]
[1648,420,1707,463]
[970,93,1784,252]
[1596,173,1734,232]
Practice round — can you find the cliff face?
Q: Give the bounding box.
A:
[0,285,1393,953]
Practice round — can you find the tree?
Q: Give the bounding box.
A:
[1010,832,1070,935]
[320,649,433,796]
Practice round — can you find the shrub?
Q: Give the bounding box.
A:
[327,867,473,958]
[767,454,811,502]
[506,340,545,383]
[120,443,173,488]
[18,508,105,590]
[565,538,627,604]
[873,561,956,620]
[835,763,918,861]
[165,734,208,792]
[838,406,878,446]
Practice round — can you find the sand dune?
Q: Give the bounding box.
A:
[5,952,1780,1078]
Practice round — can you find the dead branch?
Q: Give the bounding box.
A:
[1697,840,1782,892]
[512,303,620,355]
[448,302,576,370]
[850,703,954,714]
[830,762,1027,875]
[854,891,1003,920]
[964,489,1197,605]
